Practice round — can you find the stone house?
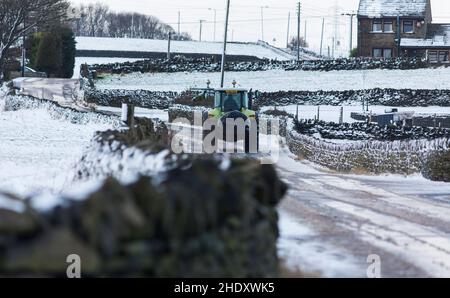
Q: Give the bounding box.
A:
[357,0,450,63]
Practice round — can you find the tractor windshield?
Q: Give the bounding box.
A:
[215,91,249,112]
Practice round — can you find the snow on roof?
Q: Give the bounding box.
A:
[75,37,293,61]
[401,24,450,48]
[358,0,429,18]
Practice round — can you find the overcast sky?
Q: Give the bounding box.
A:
[70,0,450,56]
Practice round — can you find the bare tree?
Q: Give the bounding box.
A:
[72,3,191,41]
[0,0,70,82]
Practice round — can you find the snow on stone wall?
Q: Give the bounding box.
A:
[282,118,450,176]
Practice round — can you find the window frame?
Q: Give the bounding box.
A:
[373,48,393,59]
[403,20,414,34]
[372,19,383,32]
[383,19,394,33]
[438,50,449,63]
[428,50,438,62]
[373,48,383,58]
[383,48,393,59]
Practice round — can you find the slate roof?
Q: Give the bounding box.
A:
[358,0,429,18]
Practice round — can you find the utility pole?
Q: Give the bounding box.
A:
[304,20,307,45]
[178,11,181,36]
[297,2,301,61]
[167,31,172,60]
[342,12,357,57]
[320,18,325,56]
[199,20,205,41]
[209,8,217,41]
[286,12,291,48]
[221,0,231,88]
[396,14,401,57]
[21,21,26,77]
[131,14,134,38]
[261,6,264,41]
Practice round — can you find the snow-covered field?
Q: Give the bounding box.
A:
[95,68,450,92]
[0,107,111,197]
[264,105,450,123]
[76,37,293,61]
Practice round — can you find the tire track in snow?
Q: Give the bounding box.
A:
[276,148,450,277]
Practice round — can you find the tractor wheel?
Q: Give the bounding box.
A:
[203,125,216,152]
[244,128,250,153]
[256,115,260,153]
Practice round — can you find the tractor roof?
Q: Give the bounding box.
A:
[215,88,248,92]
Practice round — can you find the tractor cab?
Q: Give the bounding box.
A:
[203,87,260,153]
[214,89,250,112]
[208,88,258,120]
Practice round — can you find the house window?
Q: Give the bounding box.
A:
[383,49,392,59]
[372,19,383,32]
[439,51,449,62]
[373,48,383,57]
[383,20,393,32]
[373,48,392,59]
[428,51,438,62]
[403,20,414,33]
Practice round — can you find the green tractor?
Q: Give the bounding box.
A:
[202,88,260,153]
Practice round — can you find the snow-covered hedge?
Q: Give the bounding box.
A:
[86,56,431,75]
[294,120,450,141]
[168,104,209,124]
[2,94,120,127]
[84,88,177,110]
[283,118,450,176]
[256,88,450,108]
[75,117,170,181]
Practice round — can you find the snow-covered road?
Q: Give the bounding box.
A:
[276,148,450,277]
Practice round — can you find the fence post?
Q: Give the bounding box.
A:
[317,106,320,121]
[121,103,135,128]
[296,104,299,121]
[339,106,344,124]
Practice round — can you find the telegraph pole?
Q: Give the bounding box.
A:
[286,12,291,48]
[320,18,325,56]
[21,21,26,77]
[209,8,217,42]
[261,6,264,41]
[342,12,357,57]
[167,31,172,60]
[304,20,307,45]
[178,11,181,36]
[199,20,205,41]
[221,0,231,87]
[297,2,301,61]
[396,14,401,57]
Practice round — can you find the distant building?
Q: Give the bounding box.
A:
[357,0,450,63]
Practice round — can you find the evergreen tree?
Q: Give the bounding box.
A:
[60,27,76,78]
[34,32,63,77]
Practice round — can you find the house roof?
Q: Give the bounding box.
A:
[358,0,429,18]
[401,24,450,48]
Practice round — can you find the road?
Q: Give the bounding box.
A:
[276,147,450,278]
[12,78,80,106]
